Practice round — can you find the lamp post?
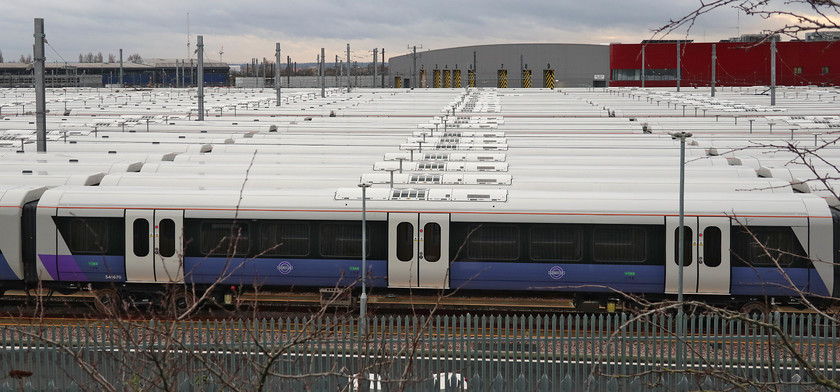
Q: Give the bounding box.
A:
[668,131,692,304]
[358,182,371,330]
[669,130,692,381]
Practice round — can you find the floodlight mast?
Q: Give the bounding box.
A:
[669,130,692,379]
[668,131,692,304]
[34,18,47,152]
[275,43,281,106]
[358,182,372,330]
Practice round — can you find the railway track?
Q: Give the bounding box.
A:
[0,289,828,322]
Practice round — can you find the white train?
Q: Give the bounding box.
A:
[0,184,835,312]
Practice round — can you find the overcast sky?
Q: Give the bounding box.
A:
[1,0,802,64]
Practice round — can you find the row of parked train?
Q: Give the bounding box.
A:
[0,89,838,314]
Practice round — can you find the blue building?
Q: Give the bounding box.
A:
[0,58,230,88]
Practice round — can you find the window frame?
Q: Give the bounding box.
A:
[259,221,311,257]
[133,218,150,257]
[67,218,110,255]
[319,222,372,258]
[529,225,583,262]
[466,224,520,261]
[199,221,250,257]
[592,226,648,263]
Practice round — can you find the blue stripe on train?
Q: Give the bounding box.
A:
[450,262,665,293]
[731,267,828,296]
[183,257,389,287]
[0,254,20,280]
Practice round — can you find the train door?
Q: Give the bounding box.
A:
[666,216,730,295]
[154,210,184,283]
[125,210,155,282]
[696,217,730,294]
[388,213,450,289]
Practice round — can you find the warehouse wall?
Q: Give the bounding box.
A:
[389,43,609,88]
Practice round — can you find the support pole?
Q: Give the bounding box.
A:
[287,56,291,87]
[673,131,692,383]
[346,44,351,92]
[321,48,326,98]
[473,51,477,86]
[373,48,378,88]
[197,35,204,121]
[119,49,124,88]
[711,44,717,97]
[381,48,385,88]
[275,43,281,106]
[770,40,776,106]
[641,45,646,88]
[412,45,417,89]
[675,133,690,304]
[358,182,371,333]
[34,18,47,152]
[676,42,681,92]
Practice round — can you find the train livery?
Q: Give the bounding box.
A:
[0,184,838,312]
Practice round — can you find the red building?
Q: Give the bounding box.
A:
[610,41,840,87]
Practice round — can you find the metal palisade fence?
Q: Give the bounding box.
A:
[0,312,838,391]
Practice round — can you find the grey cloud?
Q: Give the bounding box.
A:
[0,0,788,63]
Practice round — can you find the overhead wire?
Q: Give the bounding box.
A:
[46,40,69,64]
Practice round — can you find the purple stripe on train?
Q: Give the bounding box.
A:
[38,254,126,282]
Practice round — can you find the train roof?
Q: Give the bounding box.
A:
[0,172,103,186]
[37,186,826,222]
[0,185,48,210]
[3,85,840,219]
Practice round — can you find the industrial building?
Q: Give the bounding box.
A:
[388,43,609,88]
[0,58,230,88]
[610,38,840,88]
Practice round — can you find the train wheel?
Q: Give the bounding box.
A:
[740,301,770,318]
[94,288,121,314]
[170,290,197,315]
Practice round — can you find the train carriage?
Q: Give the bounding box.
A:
[16,185,837,311]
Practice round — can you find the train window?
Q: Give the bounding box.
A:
[201,222,249,256]
[530,226,582,261]
[731,226,807,267]
[703,227,722,267]
[320,223,370,258]
[159,219,176,258]
[260,222,310,256]
[593,227,646,262]
[673,227,693,266]
[396,222,414,262]
[424,223,441,262]
[468,225,519,261]
[67,219,108,254]
[133,219,149,257]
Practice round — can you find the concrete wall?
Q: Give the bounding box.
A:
[389,43,609,88]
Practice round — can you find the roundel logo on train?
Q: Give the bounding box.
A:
[277,261,293,275]
[548,266,565,280]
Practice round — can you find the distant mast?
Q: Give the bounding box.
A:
[186,12,191,59]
